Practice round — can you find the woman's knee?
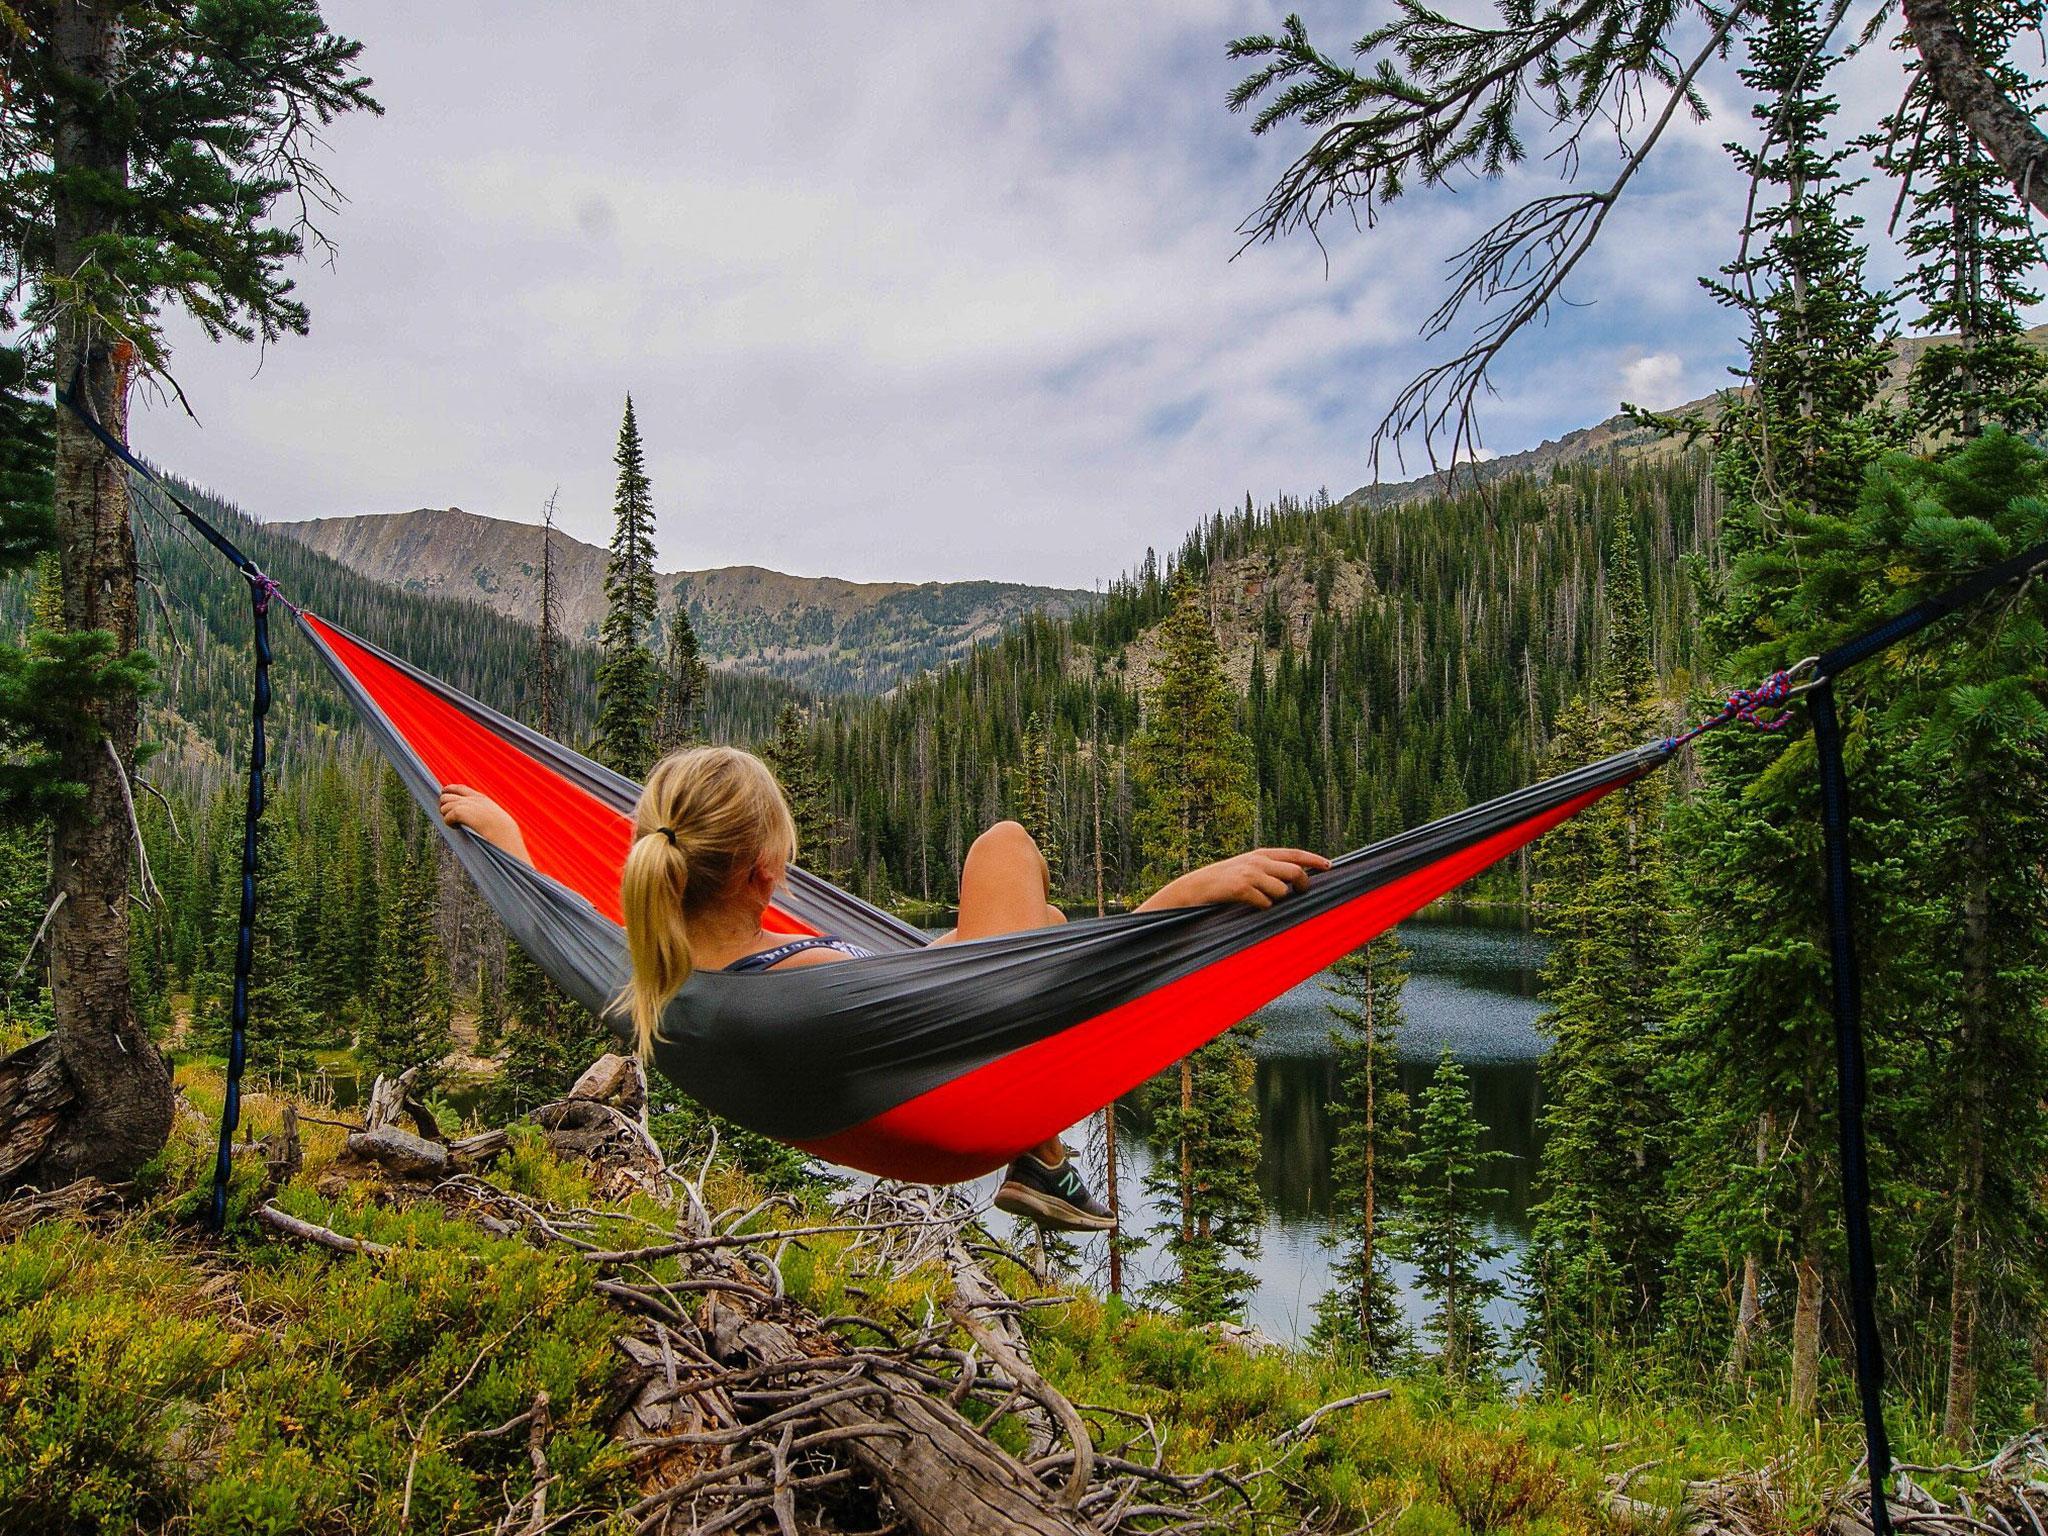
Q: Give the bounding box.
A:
[970,820,1039,862]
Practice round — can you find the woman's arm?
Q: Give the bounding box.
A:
[439,784,533,865]
[1136,848,1332,913]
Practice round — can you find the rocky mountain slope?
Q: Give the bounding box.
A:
[1345,323,2048,507]
[276,508,1093,696]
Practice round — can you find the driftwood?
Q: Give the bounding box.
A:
[343,1066,451,1178]
[531,1053,662,1200]
[1275,1389,1393,1447]
[1605,1433,2048,1536]
[232,1055,1266,1534]
[0,1174,124,1236]
[255,1200,394,1257]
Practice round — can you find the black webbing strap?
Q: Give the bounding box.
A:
[1808,680,1893,1536]
[1793,537,2048,1533]
[55,386,288,1232]
[1819,537,2048,677]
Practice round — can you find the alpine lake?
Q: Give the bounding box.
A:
[965,904,1551,1356]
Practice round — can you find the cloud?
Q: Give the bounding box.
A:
[128,1,1947,587]
[1621,353,1688,411]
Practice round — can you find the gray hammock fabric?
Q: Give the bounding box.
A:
[297,607,1665,1180]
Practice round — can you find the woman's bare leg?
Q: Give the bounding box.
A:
[949,820,1065,941]
[943,821,1068,1163]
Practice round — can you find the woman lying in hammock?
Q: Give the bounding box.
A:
[440,745,1329,1232]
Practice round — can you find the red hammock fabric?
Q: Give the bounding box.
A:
[796,782,1612,1181]
[305,614,816,936]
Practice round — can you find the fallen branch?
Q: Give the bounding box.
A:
[254,1201,392,1257]
[1275,1389,1394,1447]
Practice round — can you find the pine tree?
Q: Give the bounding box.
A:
[1389,1048,1508,1384]
[360,771,451,1081]
[1777,431,2048,1439]
[1311,934,1413,1367]
[1013,711,1063,895]
[763,703,838,879]
[596,397,661,777]
[1132,573,1263,1322]
[532,490,563,737]
[504,515,603,1106]
[1525,528,1678,1386]
[1144,1025,1266,1323]
[1662,0,1906,1415]
[654,602,710,756]
[0,0,377,1184]
[1873,0,2048,441]
[1130,576,1255,886]
[194,798,318,1084]
[502,936,606,1113]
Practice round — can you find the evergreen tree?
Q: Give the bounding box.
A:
[532,491,563,737]
[764,702,838,878]
[1132,574,1263,1322]
[1662,0,1907,1416]
[1013,711,1063,895]
[654,602,710,755]
[503,520,604,1106]
[1311,934,1413,1367]
[1389,1049,1508,1384]
[1144,1026,1266,1324]
[1130,577,1255,887]
[0,0,377,1184]
[501,938,606,1113]
[595,397,661,777]
[1777,431,2048,1439]
[360,771,451,1080]
[194,798,318,1083]
[1525,528,1678,1385]
[1873,0,2048,441]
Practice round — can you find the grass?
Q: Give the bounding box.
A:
[0,1064,1978,1536]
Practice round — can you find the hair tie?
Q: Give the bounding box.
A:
[656,825,678,846]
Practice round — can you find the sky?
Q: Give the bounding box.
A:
[136,1,1935,588]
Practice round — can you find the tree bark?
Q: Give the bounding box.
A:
[1791,1247,1823,1416]
[20,0,174,1185]
[1943,869,1991,1442]
[1903,0,2048,221]
[1727,1114,1771,1382]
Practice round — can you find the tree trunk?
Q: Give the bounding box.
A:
[1179,1057,1194,1248]
[1791,1247,1823,1416]
[11,0,174,1185]
[1102,1102,1123,1299]
[1943,869,1991,1442]
[1727,1114,1771,1382]
[1361,954,1378,1343]
[1903,0,2048,221]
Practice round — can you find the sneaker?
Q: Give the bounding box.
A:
[993,1149,1116,1232]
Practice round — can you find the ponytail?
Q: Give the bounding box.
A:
[618,825,694,1060]
[616,746,798,1060]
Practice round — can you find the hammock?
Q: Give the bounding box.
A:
[296,611,1668,1181]
[67,389,2048,1536]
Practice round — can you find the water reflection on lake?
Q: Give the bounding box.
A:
[1049,905,1551,1349]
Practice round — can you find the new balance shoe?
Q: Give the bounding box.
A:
[993,1149,1116,1232]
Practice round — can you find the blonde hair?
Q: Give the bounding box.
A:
[617,746,797,1059]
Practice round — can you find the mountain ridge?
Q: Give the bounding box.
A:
[276,507,1096,696]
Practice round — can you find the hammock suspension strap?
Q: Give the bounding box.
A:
[56,385,292,1231]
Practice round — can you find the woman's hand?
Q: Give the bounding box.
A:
[1136,848,1332,912]
[438,783,532,864]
